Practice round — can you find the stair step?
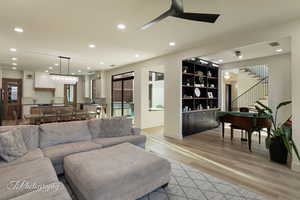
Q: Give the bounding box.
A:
[240,68,249,72]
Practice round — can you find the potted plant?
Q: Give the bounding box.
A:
[255,101,300,164]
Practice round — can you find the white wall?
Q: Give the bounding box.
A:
[103,64,165,129]
[140,65,164,129]
[2,69,22,79]
[104,19,300,171]
[291,26,300,172]
[76,76,85,103]
[104,55,182,137]
[222,54,291,124]
[104,65,142,128]
[237,71,260,96]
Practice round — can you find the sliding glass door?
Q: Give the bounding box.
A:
[112,72,134,118]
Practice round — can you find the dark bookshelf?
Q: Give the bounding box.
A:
[182,58,220,136]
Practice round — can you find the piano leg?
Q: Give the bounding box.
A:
[267,128,271,137]
[222,122,225,139]
[231,127,234,141]
[248,131,252,152]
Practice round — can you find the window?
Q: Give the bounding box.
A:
[149,71,164,111]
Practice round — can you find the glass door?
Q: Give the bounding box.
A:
[112,72,134,118]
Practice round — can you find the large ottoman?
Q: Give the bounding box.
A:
[64,143,171,200]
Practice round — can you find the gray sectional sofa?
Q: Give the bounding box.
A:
[0,118,146,200]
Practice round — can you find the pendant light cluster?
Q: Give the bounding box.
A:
[49,56,78,84]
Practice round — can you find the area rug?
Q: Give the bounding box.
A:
[60,158,267,200]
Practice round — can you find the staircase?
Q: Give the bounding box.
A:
[231,65,269,111]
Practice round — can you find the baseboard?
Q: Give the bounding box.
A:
[292,161,300,173]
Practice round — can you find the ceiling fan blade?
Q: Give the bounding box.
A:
[175,13,220,23]
[141,9,172,30]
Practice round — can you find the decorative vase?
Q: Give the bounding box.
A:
[208,71,212,77]
[269,136,288,164]
[183,66,188,73]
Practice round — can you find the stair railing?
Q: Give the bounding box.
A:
[242,65,268,80]
[231,76,269,111]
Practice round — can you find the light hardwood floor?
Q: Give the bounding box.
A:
[143,126,300,200]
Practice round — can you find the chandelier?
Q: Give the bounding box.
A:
[50,56,79,84]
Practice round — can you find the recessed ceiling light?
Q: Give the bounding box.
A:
[218,59,224,63]
[14,27,24,33]
[12,63,17,66]
[224,72,230,79]
[45,70,49,73]
[12,57,18,61]
[117,24,126,30]
[135,54,140,58]
[276,49,283,53]
[78,70,82,73]
[12,66,17,70]
[99,61,104,65]
[54,63,59,66]
[10,48,17,52]
[71,73,75,75]
[87,67,91,70]
[89,44,96,48]
[49,66,53,70]
[169,42,176,46]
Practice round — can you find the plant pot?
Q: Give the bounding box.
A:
[265,137,271,149]
[269,136,288,164]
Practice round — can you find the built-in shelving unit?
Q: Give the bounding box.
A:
[182,58,220,137]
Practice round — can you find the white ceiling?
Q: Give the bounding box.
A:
[0,0,300,74]
[203,37,291,64]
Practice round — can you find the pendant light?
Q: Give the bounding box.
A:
[50,56,78,84]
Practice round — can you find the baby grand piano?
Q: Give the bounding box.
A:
[217,111,272,151]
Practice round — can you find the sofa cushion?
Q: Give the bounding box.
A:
[42,141,103,173]
[39,120,92,148]
[0,128,28,162]
[88,118,133,138]
[9,182,72,200]
[0,125,39,150]
[101,118,132,137]
[0,148,44,168]
[93,135,146,148]
[0,158,58,200]
[88,118,102,139]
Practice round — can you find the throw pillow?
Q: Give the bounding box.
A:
[0,128,28,162]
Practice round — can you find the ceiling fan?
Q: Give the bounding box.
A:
[142,0,220,30]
